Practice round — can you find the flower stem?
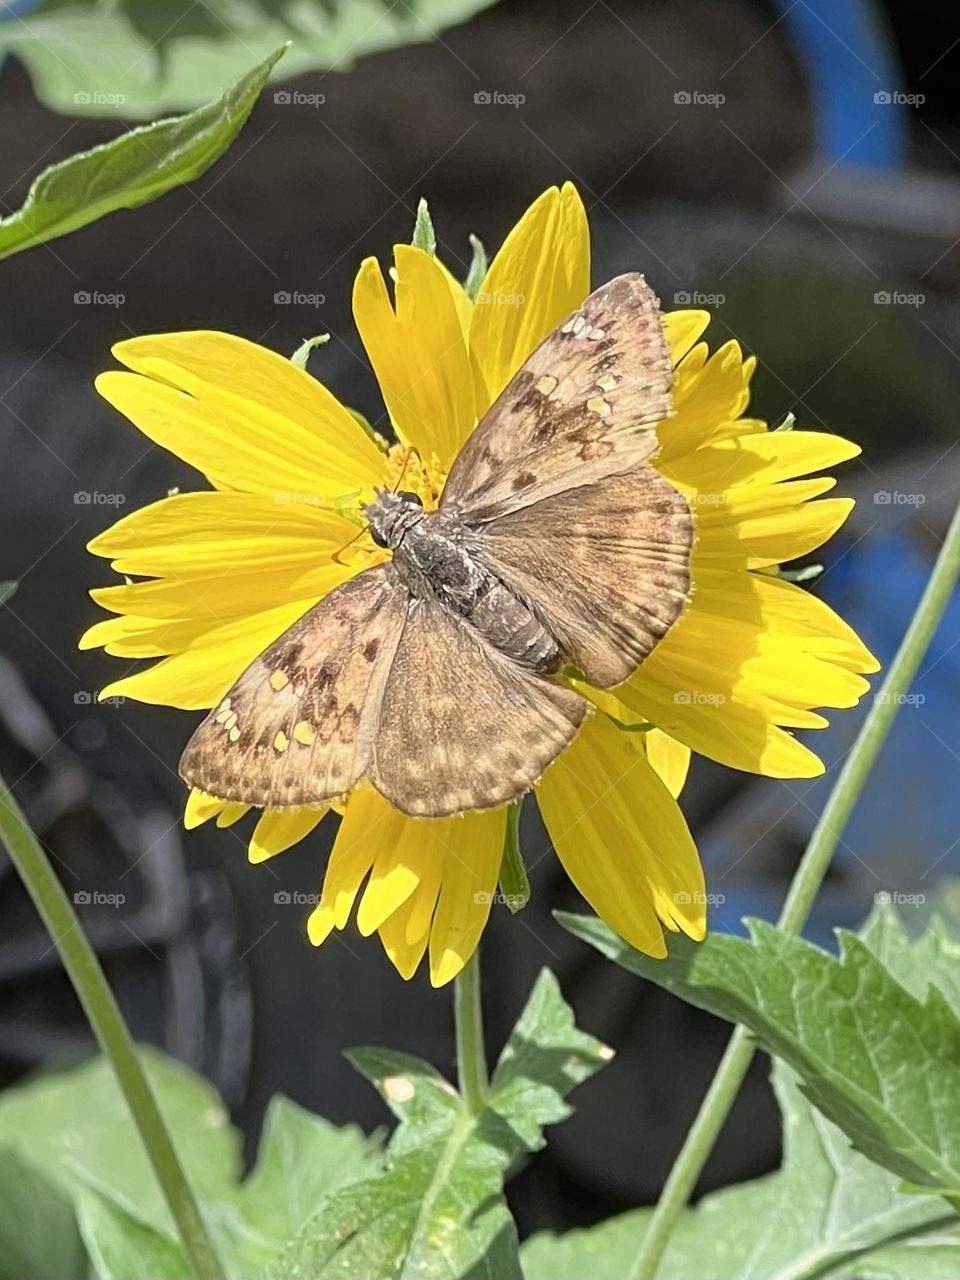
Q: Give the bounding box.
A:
[0,772,225,1280]
[454,950,488,1114]
[632,499,960,1280]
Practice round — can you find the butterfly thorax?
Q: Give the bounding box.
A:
[363,490,563,675]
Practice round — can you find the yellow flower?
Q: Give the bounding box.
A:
[81,183,878,986]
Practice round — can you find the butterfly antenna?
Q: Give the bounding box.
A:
[332,524,368,567]
[392,445,422,493]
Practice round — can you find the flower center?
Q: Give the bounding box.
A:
[333,445,449,572]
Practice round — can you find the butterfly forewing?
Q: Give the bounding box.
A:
[179,566,406,807]
[441,273,672,522]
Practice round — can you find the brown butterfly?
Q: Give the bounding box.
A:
[180,274,693,817]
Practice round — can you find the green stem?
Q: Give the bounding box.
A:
[454,950,488,1114]
[632,499,960,1280]
[0,774,225,1280]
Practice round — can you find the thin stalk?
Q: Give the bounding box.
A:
[498,799,530,912]
[0,774,225,1280]
[632,499,960,1280]
[454,950,488,1113]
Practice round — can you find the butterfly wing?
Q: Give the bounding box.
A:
[468,468,692,689]
[179,565,407,807]
[441,273,672,522]
[370,597,587,816]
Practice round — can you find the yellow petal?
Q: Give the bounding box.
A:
[353,247,477,468]
[427,807,506,987]
[216,802,250,828]
[249,808,326,864]
[657,432,861,493]
[658,340,762,462]
[184,787,227,829]
[537,713,705,954]
[469,182,590,407]
[106,331,384,497]
[645,729,691,799]
[663,310,710,365]
[98,598,316,709]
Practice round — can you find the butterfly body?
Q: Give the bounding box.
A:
[366,489,563,675]
[180,273,694,817]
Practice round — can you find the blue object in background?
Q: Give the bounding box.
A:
[775,0,909,169]
[698,522,960,948]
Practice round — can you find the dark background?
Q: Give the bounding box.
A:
[1,0,958,1233]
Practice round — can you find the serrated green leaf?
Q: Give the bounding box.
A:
[0,1148,87,1279]
[272,969,609,1280]
[464,233,488,302]
[229,1096,380,1272]
[0,1047,241,1239]
[561,911,960,1196]
[3,0,503,119]
[77,1193,188,1280]
[411,198,437,256]
[523,1066,960,1280]
[0,46,285,261]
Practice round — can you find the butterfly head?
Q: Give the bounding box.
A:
[363,487,425,549]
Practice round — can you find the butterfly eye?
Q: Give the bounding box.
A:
[369,524,389,548]
[396,490,423,507]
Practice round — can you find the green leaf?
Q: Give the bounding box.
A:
[0,1046,241,1239]
[229,1097,380,1272]
[290,334,330,370]
[497,800,530,914]
[0,583,16,606]
[523,1066,960,1280]
[560,910,960,1196]
[0,1148,87,1279]
[3,0,503,119]
[0,46,285,261]
[271,969,610,1280]
[77,1194,188,1280]
[411,198,437,256]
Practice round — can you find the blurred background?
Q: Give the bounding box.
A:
[0,0,958,1236]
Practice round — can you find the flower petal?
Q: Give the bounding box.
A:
[250,808,326,864]
[469,182,590,407]
[538,713,705,954]
[663,310,710,365]
[428,807,505,987]
[353,246,477,467]
[99,330,383,499]
[645,729,691,799]
[97,598,316,709]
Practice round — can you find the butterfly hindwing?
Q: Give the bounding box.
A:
[441,273,672,522]
[371,597,588,816]
[470,468,692,688]
[179,566,407,807]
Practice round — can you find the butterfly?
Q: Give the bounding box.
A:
[180,274,693,817]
